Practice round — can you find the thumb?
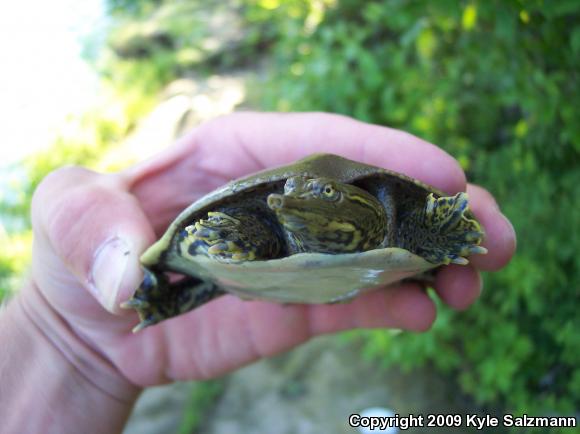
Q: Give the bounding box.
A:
[32,167,156,315]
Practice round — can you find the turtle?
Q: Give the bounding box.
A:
[122,153,487,332]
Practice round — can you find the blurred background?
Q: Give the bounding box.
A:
[0,0,578,433]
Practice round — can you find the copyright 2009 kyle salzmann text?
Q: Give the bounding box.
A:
[348,413,577,431]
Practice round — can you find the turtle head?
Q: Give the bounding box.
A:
[267,176,387,253]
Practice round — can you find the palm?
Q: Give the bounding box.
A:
[30,113,515,387]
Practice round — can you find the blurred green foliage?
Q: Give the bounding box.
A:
[242,0,580,416]
[1,0,578,424]
[0,93,156,295]
[177,380,225,434]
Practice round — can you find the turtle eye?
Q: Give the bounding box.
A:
[322,183,339,200]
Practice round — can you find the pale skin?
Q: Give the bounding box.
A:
[0,112,516,433]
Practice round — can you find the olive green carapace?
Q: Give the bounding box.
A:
[122,153,487,332]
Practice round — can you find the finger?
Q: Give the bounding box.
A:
[194,112,467,194]
[244,283,436,357]
[307,283,436,334]
[31,166,156,315]
[145,284,436,381]
[126,112,467,232]
[466,184,516,271]
[434,264,482,310]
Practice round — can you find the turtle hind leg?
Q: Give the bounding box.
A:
[121,268,224,332]
[402,192,487,265]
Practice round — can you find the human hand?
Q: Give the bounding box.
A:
[20,112,516,394]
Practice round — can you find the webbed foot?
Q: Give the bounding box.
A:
[420,192,487,265]
[121,268,222,332]
[186,211,282,261]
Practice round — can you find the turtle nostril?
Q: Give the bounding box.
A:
[267,194,284,210]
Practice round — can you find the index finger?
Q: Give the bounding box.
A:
[126,112,467,227]
[198,112,467,193]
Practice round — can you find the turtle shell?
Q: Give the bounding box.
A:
[140,153,469,304]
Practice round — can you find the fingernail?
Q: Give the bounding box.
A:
[90,236,132,313]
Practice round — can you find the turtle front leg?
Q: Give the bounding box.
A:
[400,193,487,265]
[121,268,224,332]
[186,211,284,261]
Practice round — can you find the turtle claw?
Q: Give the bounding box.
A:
[456,243,488,259]
[231,252,251,261]
[207,242,252,261]
[469,245,488,255]
[447,243,487,266]
[207,242,230,256]
[450,257,469,265]
[186,224,214,242]
[132,318,156,333]
[464,230,485,242]
[120,298,150,310]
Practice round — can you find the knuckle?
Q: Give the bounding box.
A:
[32,166,96,210]
[44,183,114,270]
[46,183,109,234]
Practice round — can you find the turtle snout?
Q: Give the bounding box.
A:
[267,194,285,210]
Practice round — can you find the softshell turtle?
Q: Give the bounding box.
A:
[123,153,486,331]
